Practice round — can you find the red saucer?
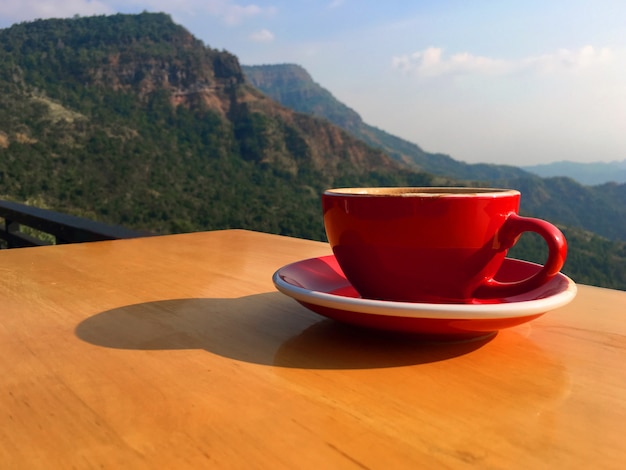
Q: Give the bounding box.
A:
[273,255,576,339]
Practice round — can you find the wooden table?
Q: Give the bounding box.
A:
[1,229,625,469]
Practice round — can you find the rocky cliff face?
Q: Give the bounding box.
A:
[242,63,311,91]
[244,63,363,131]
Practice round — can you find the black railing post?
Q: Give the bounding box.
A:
[6,219,18,248]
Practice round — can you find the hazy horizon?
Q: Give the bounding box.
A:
[1,1,625,167]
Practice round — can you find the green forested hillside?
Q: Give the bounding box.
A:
[0,12,440,241]
[0,13,625,290]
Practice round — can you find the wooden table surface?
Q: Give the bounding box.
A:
[1,229,625,469]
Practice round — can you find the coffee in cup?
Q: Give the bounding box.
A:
[322,187,567,303]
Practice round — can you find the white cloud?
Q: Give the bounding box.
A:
[119,1,274,25]
[392,45,614,78]
[392,47,508,77]
[222,4,261,25]
[250,28,274,43]
[522,45,613,72]
[0,1,276,27]
[328,0,345,9]
[194,1,275,26]
[0,0,113,23]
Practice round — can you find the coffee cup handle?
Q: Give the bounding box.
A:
[474,213,567,298]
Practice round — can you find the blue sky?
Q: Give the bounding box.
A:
[1,0,625,166]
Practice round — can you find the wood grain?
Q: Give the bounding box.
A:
[0,230,624,468]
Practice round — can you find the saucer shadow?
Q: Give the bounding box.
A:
[76,293,495,369]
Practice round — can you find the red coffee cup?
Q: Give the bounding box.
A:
[322,187,567,303]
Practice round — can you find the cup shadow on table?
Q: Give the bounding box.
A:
[75,292,496,370]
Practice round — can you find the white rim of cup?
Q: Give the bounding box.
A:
[323,187,521,198]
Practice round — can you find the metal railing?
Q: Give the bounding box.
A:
[0,199,149,248]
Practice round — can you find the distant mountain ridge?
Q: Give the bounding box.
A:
[242,63,626,242]
[243,64,530,182]
[523,160,626,185]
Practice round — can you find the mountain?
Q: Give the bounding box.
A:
[242,63,626,244]
[0,13,444,240]
[243,64,530,182]
[523,160,626,185]
[0,14,624,290]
